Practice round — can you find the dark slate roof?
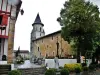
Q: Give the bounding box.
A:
[32,30,61,41]
[32,13,44,26]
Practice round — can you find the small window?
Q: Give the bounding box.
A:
[46,53,48,57]
[53,52,54,55]
[35,27,37,31]
[38,47,39,51]
[0,15,3,25]
[40,52,41,56]
[40,27,41,31]
[62,49,63,52]
[42,39,43,43]
[52,36,53,40]
[43,30,44,33]
[47,45,48,48]
[0,38,1,43]
[40,33,41,36]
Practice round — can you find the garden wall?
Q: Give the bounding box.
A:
[45,59,92,68]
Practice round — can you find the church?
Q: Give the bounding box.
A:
[30,13,75,61]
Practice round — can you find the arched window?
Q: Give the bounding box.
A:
[38,47,39,51]
[40,27,41,31]
[34,27,37,31]
[40,33,41,36]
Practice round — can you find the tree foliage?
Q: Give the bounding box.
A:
[57,0,100,62]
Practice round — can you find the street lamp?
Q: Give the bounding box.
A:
[56,37,59,58]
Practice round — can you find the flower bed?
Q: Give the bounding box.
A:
[64,63,82,72]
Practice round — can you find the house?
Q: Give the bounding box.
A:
[13,50,30,59]
[0,0,22,64]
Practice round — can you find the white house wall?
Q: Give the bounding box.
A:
[0,0,11,12]
[0,39,4,60]
[4,39,8,56]
[11,6,16,17]
[6,17,10,36]
[2,0,7,11]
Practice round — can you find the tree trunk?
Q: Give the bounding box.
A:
[77,36,81,63]
[77,49,81,63]
[92,54,95,64]
[96,55,99,64]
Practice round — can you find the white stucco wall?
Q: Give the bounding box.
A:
[45,59,92,68]
[4,39,8,56]
[32,24,45,39]
[6,17,10,36]
[45,59,77,68]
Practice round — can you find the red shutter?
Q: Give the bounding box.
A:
[2,15,8,26]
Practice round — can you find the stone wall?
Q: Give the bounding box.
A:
[32,32,75,58]
[7,18,16,64]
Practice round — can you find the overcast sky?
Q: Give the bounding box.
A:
[14,0,100,51]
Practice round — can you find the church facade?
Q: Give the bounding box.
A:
[30,14,75,60]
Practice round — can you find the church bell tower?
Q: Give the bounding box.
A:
[31,13,45,40]
[30,13,45,60]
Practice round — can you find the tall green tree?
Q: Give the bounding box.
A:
[57,0,100,63]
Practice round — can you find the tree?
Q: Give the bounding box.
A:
[15,46,20,57]
[57,0,100,63]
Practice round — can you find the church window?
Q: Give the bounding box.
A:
[42,39,43,43]
[47,45,48,48]
[36,41,37,44]
[38,47,39,51]
[40,27,41,32]
[35,27,37,31]
[40,52,41,56]
[62,49,63,52]
[43,30,44,33]
[53,52,54,54]
[40,33,41,36]
[52,36,53,40]
[46,53,48,57]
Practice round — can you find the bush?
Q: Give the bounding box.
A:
[15,56,24,64]
[59,66,64,69]
[60,68,69,75]
[49,68,57,72]
[64,63,82,72]
[81,63,87,67]
[2,55,7,61]
[75,67,81,73]
[98,64,100,68]
[89,64,96,71]
[83,66,89,71]
[45,69,56,75]
[8,70,21,75]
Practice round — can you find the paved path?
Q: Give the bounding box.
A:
[14,60,41,69]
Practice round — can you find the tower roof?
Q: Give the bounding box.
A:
[32,13,44,26]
